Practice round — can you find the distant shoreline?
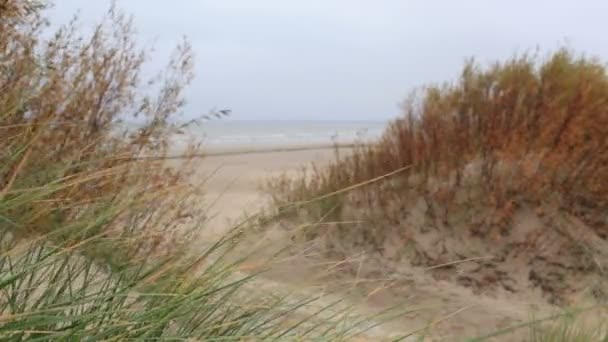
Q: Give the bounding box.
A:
[205,142,358,156]
[160,143,359,160]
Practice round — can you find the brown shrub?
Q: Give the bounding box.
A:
[1,2,203,261]
[273,49,608,237]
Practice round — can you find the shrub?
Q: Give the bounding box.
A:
[273,49,608,238]
[1,0,201,260]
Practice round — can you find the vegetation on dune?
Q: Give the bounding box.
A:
[273,49,608,235]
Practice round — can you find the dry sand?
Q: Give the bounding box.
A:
[196,147,337,233]
[189,147,606,341]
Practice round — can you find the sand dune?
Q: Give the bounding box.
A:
[184,146,607,340]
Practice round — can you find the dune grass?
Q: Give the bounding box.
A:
[271,48,608,235]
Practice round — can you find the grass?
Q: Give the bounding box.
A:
[0,224,395,340]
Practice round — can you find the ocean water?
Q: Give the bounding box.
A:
[178,120,387,151]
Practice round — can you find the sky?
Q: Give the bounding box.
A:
[49,0,608,121]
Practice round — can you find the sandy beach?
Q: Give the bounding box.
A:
[196,147,338,231]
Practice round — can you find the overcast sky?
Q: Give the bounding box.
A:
[49,1,608,121]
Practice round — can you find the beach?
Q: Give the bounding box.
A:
[169,120,381,230]
[197,146,338,232]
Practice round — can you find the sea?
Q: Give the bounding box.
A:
[175,120,388,152]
